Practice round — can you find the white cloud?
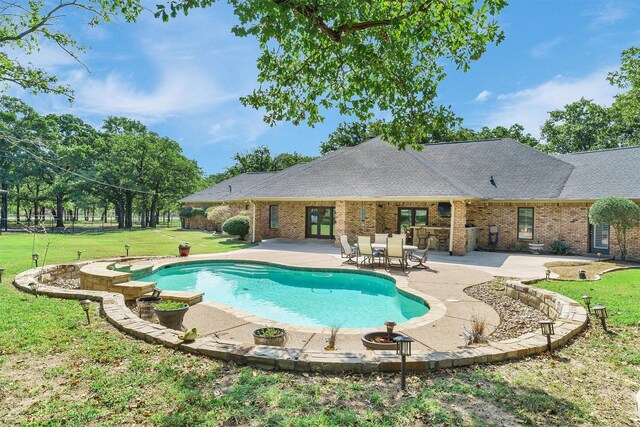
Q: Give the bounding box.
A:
[208,112,269,145]
[63,65,237,122]
[530,37,563,58]
[588,2,630,27]
[486,69,618,138]
[474,90,492,102]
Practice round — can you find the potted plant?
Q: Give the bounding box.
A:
[154,301,189,330]
[253,327,286,347]
[178,242,191,256]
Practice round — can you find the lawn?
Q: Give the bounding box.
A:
[0,231,639,426]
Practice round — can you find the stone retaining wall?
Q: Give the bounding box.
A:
[13,262,588,373]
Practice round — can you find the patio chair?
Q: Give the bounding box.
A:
[357,236,381,268]
[407,247,429,269]
[339,235,357,264]
[391,233,406,244]
[385,237,406,272]
[374,233,389,244]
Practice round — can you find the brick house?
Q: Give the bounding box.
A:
[181,138,640,259]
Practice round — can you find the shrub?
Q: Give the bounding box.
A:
[549,238,571,255]
[222,215,250,240]
[179,207,206,218]
[155,301,188,311]
[206,205,232,231]
[462,315,487,345]
[589,197,640,260]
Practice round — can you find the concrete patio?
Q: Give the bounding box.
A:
[171,238,590,353]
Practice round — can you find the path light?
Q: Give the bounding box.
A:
[539,319,555,352]
[394,335,414,391]
[582,295,592,314]
[77,251,82,260]
[385,320,396,341]
[579,269,587,280]
[124,244,130,256]
[28,281,38,297]
[0,267,4,283]
[79,300,92,325]
[545,269,551,280]
[592,305,609,332]
[32,253,39,267]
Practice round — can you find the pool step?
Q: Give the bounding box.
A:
[143,290,203,306]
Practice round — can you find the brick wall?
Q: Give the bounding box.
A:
[467,201,640,259]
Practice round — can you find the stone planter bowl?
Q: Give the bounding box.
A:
[253,327,286,347]
[361,332,406,350]
[154,304,189,331]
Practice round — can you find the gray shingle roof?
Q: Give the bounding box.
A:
[179,172,276,203]
[558,146,640,199]
[182,138,640,203]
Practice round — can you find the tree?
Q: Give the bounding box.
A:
[540,98,619,154]
[589,197,640,261]
[0,1,141,99]
[272,152,314,170]
[156,0,506,149]
[608,46,640,126]
[223,146,313,179]
[319,121,382,154]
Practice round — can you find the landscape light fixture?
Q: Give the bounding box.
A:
[124,244,130,256]
[77,251,82,260]
[0,267,4,283]
[385,320,396,341]
[79,300,92,325]
[394,335,414,391]
[28,281,38,297]
[32,253,39,267]
[597,252,602,261]
[592,305,609,332]
[581,295,592,314]
[578,269,587,280]
[545,269,551,280]
[539,319,555,352]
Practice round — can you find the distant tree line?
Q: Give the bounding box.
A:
[0,96,206,229]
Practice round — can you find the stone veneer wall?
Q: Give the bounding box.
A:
[467,201,640,259]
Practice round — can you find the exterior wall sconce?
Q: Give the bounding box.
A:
[539,319,555,352]
[79,300,92,324]
[581,295,592,314]
[77,251,82,260]
[592,305,608,332]
[28,281,38,297]
[394,335,414,391]
[360,207,366,221]
[32,253,39,267]
[124,244,130,256]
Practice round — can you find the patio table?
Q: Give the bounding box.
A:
[354,243,418,267]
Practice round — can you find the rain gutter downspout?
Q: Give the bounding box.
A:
[251,200,256,243]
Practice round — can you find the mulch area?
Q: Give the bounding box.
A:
[464,280,546,341]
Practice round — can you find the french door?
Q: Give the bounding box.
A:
[305,207,335,239]
[589,224,610,254]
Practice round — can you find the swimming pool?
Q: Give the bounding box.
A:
[140,261,429,328]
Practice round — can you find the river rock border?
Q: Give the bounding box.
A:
[13,262,588,373]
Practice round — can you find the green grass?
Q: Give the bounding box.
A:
[536,269,640,326]
[0,231,639,425]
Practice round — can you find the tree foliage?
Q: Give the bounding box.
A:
[207,205,232,231]
[224,146,314,178]
[589,197,640,260]
[0,0,142,98]
[155,0,506,149]
[319,121,539,154]
[608,46,640,126]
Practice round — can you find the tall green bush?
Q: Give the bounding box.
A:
[589,197,640,260]
[207,205,232,231]
[222,215,250,240]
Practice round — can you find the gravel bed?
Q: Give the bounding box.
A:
[464,281,547,341]
[47,277,81,289]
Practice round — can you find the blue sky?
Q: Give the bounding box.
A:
[14,0,640,174]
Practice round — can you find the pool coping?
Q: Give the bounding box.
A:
[134,258,447,335]
[13,258,588,373]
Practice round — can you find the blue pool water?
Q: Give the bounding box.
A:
[141,262,429,328]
